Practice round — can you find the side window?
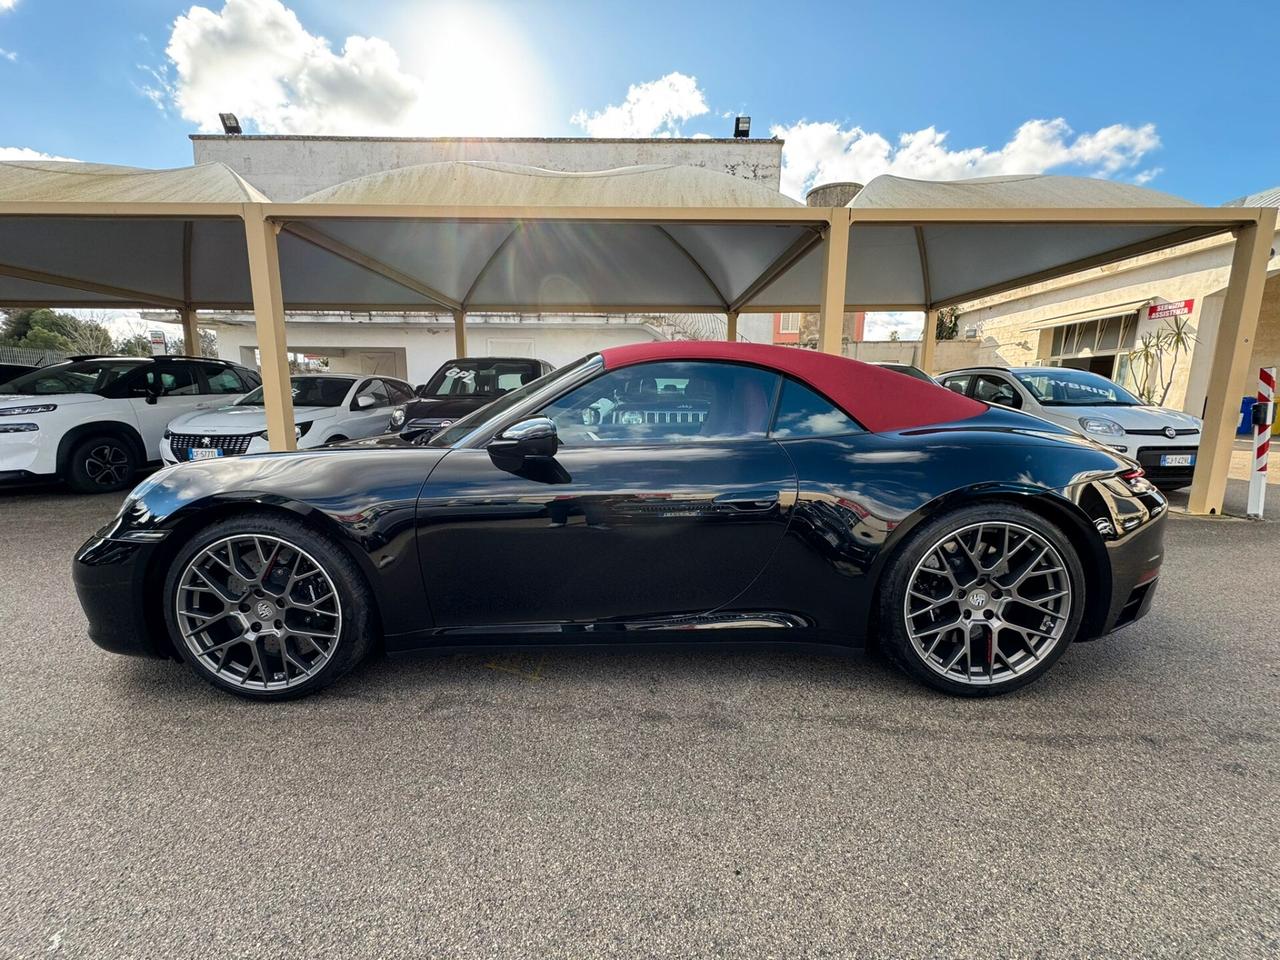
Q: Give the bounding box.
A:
[770,378,861,438]
[940,374,972,396]
[537,361,780,445]
[355,378,392,408]
[386,380,415,404]
[972,374,1022,408]
[198,363,247,395]
[240,369,262,389]
[140,363,199,397]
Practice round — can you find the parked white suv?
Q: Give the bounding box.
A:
[0,356,260,493]
[939,365,1203,489]
[160,373,414,466]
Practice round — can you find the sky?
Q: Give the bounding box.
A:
[1,0,1277,339]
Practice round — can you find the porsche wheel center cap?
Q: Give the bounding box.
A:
[967,589,990,609]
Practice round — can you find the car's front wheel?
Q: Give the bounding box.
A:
[878,503,1086,696]
[163,513,376,700]
[65,434,138,494]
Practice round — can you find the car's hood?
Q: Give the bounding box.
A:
[1041,404,1201,430]
[168,405,337,434]
[404,396,494,420]
[0,392,103,408]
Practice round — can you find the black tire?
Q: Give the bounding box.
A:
[877,503,1086,697]
[65,434,138,494]
[162,513,376,701]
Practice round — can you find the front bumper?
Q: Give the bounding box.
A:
[1096,506,1166,637]
[73,534,172,658]
[0,427,55,477]
[1133,443,1198,486]
[160,433,272,466]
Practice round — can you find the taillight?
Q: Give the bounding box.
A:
[1120,467,1156,494]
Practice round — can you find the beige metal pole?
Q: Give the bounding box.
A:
[726,310,739,342]
[817,216,850,355]
[453,308,467,357]
[243,206,297,452]
[1187,208,1277,515]
[179,307,199,356]
[920,309,939,375]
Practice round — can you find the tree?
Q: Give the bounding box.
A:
[1126,316,1196,406]
[935,306,960,341]
[116,334,154,357]
[0,308,114,354]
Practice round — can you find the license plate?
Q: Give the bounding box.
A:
[188,447,222,461]
[1159,453,1194,467]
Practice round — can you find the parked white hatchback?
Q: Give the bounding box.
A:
[160,373,414,466]
[939,365,1203,490]
[0,355,260,492]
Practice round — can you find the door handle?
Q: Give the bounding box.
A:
[713,490,780,512]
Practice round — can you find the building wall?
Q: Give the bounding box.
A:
[956,227,1280,414]
[208,316,667,385]
[844,338,999,370]
[192,136,784,201]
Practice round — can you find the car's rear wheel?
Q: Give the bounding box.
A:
[65,435,138,494]
[878,504,1085,696]
[162,514,375,700]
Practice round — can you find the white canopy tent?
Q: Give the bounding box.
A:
[0,160,1272,515]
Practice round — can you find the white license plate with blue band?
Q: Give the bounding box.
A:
[1159,453,1194,467]
[188,448,222,461]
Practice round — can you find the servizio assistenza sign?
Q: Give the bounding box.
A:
[1148,299,1194,322]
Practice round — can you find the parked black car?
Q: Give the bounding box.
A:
[0,361,38,385]
[74,342,1167,701]
[396,356,555,441]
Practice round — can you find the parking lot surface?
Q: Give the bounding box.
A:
[2,484,1278,959]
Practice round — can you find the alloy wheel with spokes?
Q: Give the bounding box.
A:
[84,443,131,486]
[902,520,1073,687]
[174,533,343,693]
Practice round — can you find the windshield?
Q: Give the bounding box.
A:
[1012,369,1141,406]
[0,359,146,395]
[428,355,593,447]
[420,359,543,398]
[237,376,353,407]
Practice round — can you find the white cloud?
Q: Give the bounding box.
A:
[570,72,709,138]
[160,0,423,134]
[863,311,924,342]
[0,145,79,162]
[771,118,1161,199]
[0,0,19,12]
[0,47,16,61]
[1132,166,1163,186]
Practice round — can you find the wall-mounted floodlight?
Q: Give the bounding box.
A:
[219,113,242,135]
[734,116,751,138]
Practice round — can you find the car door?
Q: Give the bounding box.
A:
[125,361,216,457]
[416,359,798,629]
[347,377,395,437]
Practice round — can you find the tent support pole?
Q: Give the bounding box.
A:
[817,214,849,356]
[920,309,939,375]
[726,310,739,342]
[453,309,467,357]
[243,207,297,452]
[179,307,199,357]
[1187,208,1277,515]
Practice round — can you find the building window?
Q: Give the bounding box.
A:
[778,313,800,334]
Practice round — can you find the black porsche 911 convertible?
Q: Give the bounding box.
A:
[74,341,1167,700]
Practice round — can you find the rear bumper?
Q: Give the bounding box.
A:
[73,535,171,658]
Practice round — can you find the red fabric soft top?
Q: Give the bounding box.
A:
[600,341,985,433]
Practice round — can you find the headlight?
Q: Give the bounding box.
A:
[163,428,172,440]
[297,421,312,438]
[0,403,56,416]
[1079,416,1124,436]
[390,408,406,428]
[0,422,39,433]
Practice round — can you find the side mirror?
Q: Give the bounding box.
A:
[489,417,558,467]
[354,394,375,410]
[144,384,160,405]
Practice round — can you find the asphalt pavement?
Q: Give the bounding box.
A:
[1,482,1277,959]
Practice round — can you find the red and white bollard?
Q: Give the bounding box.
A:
[1247,366,1276,519]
